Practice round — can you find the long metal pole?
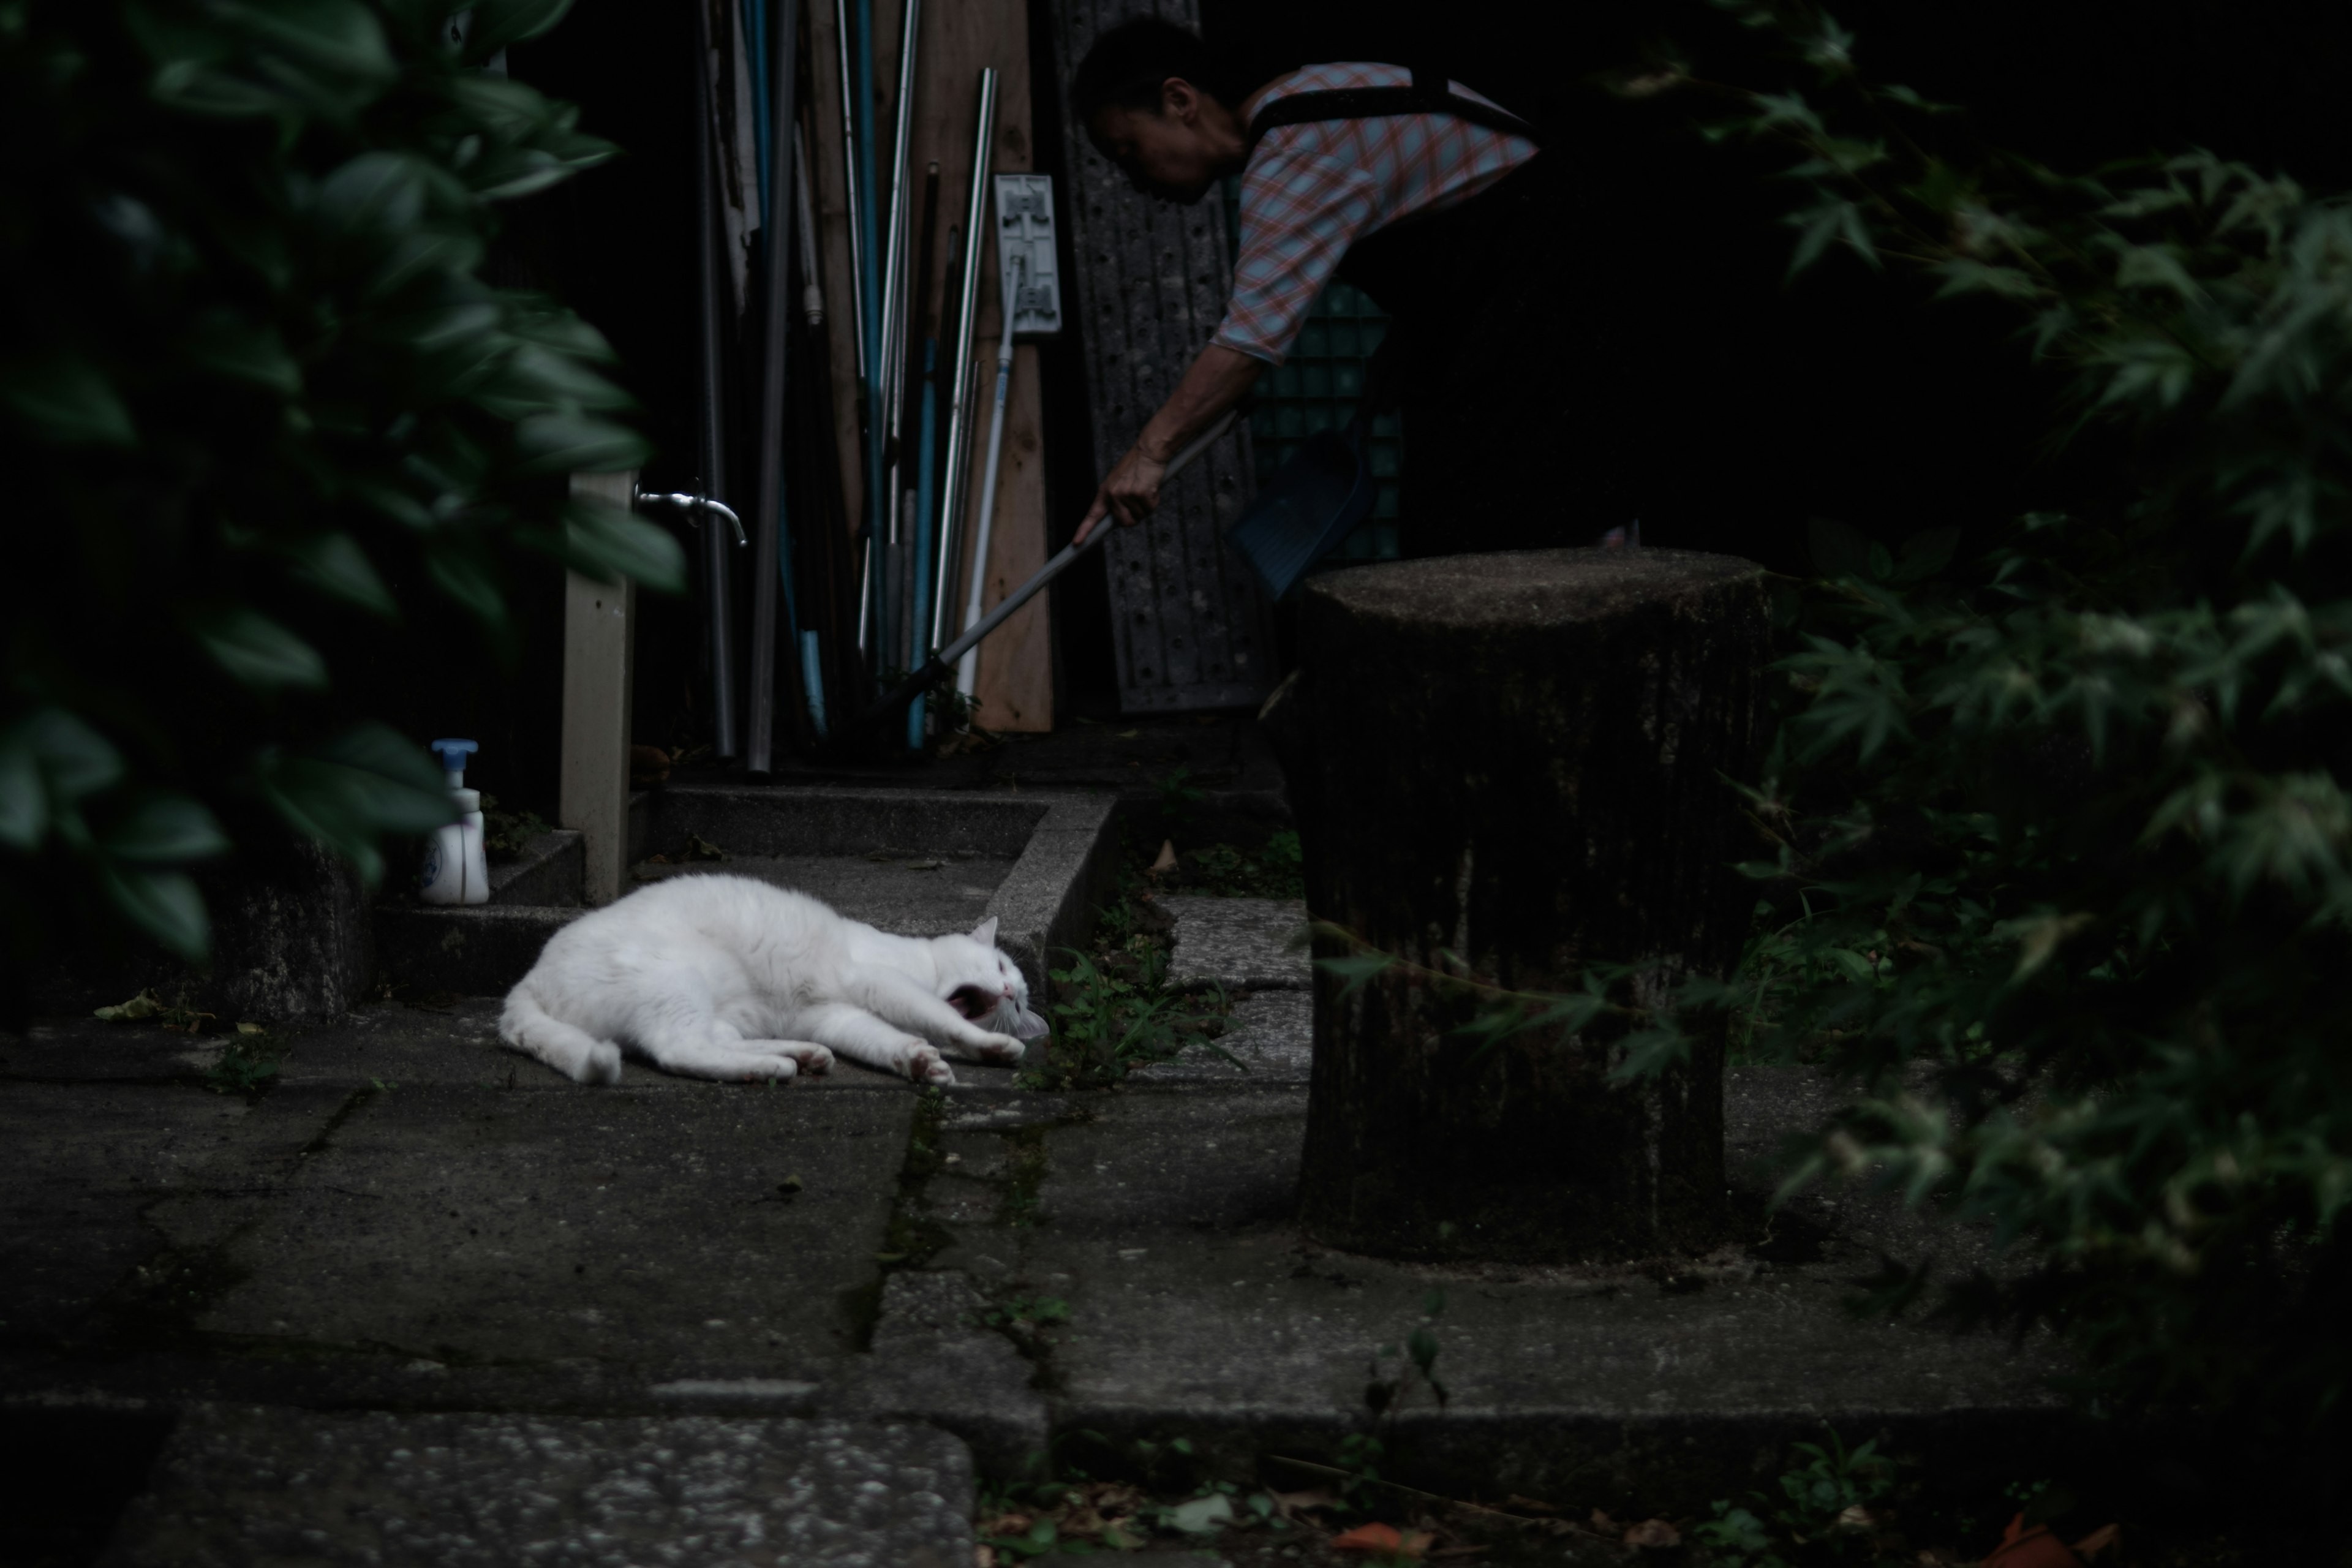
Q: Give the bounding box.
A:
[690,0,739,761]
[872,0,921,685]
[870,412,1237,726]
[929,67,996,654]
[835,0,878,656]
[746,0,804,774]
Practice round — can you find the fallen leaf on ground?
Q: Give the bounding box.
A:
[1268,1487,1340,1520]
[1163,1494,1234,1535]
[1149,839,1179,873]
[1589,1510,1624,1536]
[93,989,164,1022]
[236,1021,263,1035]
[1623,1518,1681,1549]
[974,1513,1029,1539]
[1502,1494,1559,1514]
[1982,1512,2086,1567]
[973,1547,995,1568]
[1330,1522,1434,1557]
[2072,1524,2121,1560]
[683,833,728,862]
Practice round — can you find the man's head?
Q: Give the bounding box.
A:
[1071,20,1245,203]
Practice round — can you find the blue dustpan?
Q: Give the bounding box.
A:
[1224,419,1378,600]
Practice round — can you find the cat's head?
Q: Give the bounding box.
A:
[933,916,1049,1042]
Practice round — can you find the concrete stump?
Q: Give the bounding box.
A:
[1273,549,1772,1261]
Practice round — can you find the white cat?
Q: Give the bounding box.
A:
[498,873,1049,1086]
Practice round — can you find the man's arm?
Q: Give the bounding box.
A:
[1074,344,1262,545]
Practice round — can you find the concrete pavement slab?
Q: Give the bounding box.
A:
[1133,991,1312,1085]
[1164,898,1310,993]
[99,1406,972,1568]
[192,1084,910,1396]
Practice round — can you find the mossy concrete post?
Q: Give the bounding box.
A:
[1272,549,1773,1261]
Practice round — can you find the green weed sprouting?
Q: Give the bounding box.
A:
[1018,947,1234,1091]
[1691,1431,1901,1566]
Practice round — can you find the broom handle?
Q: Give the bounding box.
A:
[869,409,1236,722]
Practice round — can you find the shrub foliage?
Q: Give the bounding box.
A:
[0,0,679,990]
[1616,0,2352,1429]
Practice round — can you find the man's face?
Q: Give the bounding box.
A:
[1088,80,1219,203]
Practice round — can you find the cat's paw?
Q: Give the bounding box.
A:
[745,1039,832,1076]
[906,1045,956,1085]
[583,1042,624,1085]
[971,1033,1028,1063]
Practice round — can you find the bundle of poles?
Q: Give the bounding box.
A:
[689,0,1016,770]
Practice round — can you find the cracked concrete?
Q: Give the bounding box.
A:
[7,882,2087,1556]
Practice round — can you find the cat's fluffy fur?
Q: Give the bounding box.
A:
[498,873,1049,1085]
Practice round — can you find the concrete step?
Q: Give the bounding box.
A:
[97,1406,974,1568]
[374,786,1118,997]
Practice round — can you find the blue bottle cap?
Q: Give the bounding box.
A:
[429,738,480,774]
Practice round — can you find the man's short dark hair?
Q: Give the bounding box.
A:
[1070,19,1236,129]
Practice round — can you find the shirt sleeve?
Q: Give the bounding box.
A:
[1212,135,1385,366]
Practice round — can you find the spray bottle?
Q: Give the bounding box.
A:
[418,738,489,906]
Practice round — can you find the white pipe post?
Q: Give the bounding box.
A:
[929,67,997,654]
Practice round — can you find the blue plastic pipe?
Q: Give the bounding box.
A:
[742,0,771,205]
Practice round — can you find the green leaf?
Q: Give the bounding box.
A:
[0,349,137,445]
[461,0,578,59]
[0,736,43,850]
[283,532,398,616]
[13,709,124,801]
[102,867,210,963]
[315,150,429,233]
[104,794,231,863]
[180,309,301,394]
[562,499,686,592]
[188,606,330,691]
[226,0,396,85]
[257,724,453,887]
[1930,258,2042,302]
[1314,951,1393,1000]
[514,412,652,476]
[426,536,506,625]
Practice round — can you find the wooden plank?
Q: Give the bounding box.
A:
[1047,0,1272,714]
[560,471,638,906]
[883,0,1054,730]
[970,339,1052,729]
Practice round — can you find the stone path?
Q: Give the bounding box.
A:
[1,893,2077,1564]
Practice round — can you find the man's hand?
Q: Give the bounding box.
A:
[1072,342,1262,548]
[1076,445,1170,545]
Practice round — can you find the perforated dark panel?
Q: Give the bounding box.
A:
[1047,0,1276,713]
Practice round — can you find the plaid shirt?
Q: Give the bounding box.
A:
[1214,63,1538,365]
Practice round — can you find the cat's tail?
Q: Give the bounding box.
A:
[499,986,624,1085]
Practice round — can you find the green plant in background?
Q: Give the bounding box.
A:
[1691,1431,1900,1566]
[0,0,680,1003]
[478,793,548,860]
[1180,830,1304,899]
[1553,0,2352,1433]
[1018,947,1232,1090]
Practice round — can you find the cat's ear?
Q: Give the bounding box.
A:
[970,915,999,947]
